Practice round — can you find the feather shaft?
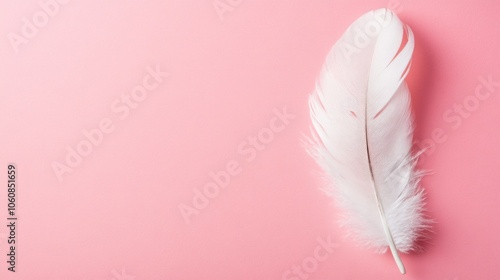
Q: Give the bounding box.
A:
[365,115,406,274]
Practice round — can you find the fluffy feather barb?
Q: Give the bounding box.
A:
[308,9,429,274]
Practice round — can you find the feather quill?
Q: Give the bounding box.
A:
[307,9,429,274]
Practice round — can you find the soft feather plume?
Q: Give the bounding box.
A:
[307,9,430,274]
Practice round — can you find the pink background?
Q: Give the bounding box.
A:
[1,0,500,279]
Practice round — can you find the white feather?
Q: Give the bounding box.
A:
[308,9,430,274]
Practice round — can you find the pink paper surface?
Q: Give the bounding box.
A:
[1,1,499,279]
